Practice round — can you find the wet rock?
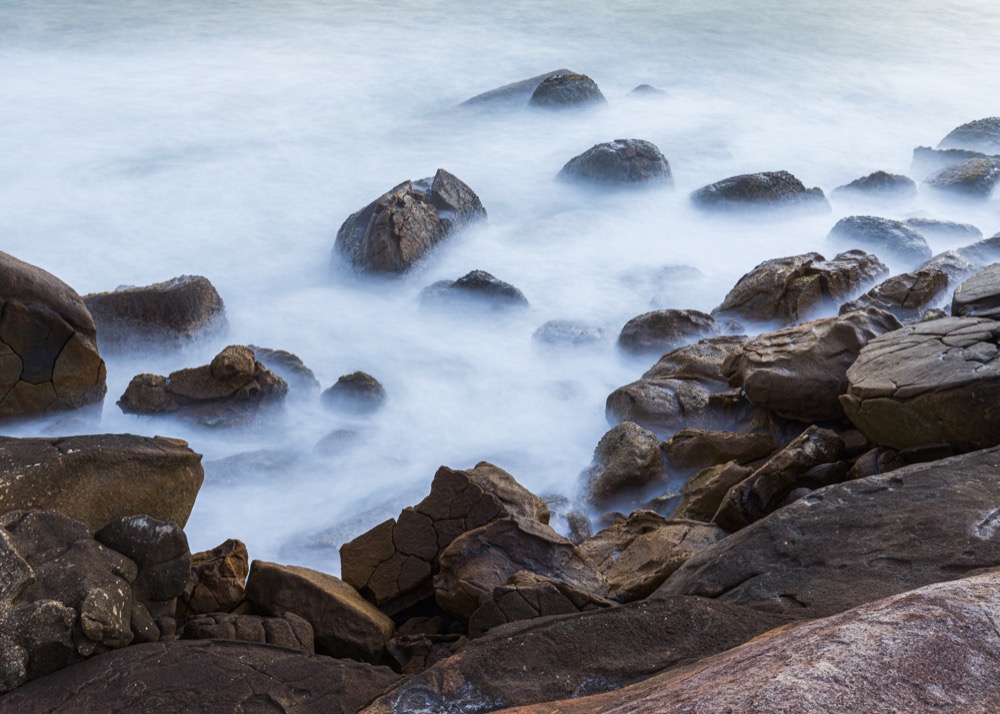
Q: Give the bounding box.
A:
[938,116,1000,154]
[0,251,106,421]
[117,345,288,427]
[83,275,225,353]
[176,539,249,619]
[532,319,605,346]
[322,371,386,414]
[924,157,1000,199]
[661,428,775,476]
[957,233,1000,266]
[582,421,664,507]
[421,269,529,311]
[832,170,915,198]
[529,73,606,108]
[333,169,486,274]
[180,611,314,652]
[918,250,977,282]
[827,215,932,267]
[340,462,550,615]
[691,170,828,212]
[0,434,203,532]
[558,139,672,187]
[247,345,320,393]
[617,309,717,356]
[628,84,668,97]
[0,640,402,714]
[245,560,394,663]
[841,316,1000,449]
[840,269,950,321]
[461,69,574,107]
[952,263,1000,319]
[723,308,902,421]
[905,217,983,241]
[912,145,996,177]
[712,425,846,531]
[671,461,754,522]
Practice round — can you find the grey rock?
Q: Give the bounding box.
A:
[322,371,386,414]
[952,263,1000,319]
[833,171,916,198]
[827,215,932,267]
[582,421,664,507]
[529,73,606,108]
[558,139,672,187]
[938,116,1000,154]
[691,171,828,212]
[924,157,1000,199]
[840,269,950,321]
[532,320,606,347]
[461,69,574,107]
[617,309,717,356]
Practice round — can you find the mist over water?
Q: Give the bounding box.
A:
[1,0,998,570]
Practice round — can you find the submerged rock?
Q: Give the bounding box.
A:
[461,69,574,107]
[924,157,1000,199]
[558,139,672,187]
[321,371,386,414]
[421,270,529,311]
[691,170,828,212]
[905,217,982,241]
[827,215,932,267]
[832,170,916,198]
[247,345,320,393]
[957,233,1000,266]
[529,73,606,108]
[532,319,606,346]
[617,309,717,356]
[938,116,1000,154]
[840,269,950,321]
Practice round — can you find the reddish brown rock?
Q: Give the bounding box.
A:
[661,428,774,476]
[176,539,249,619]
[179,611,314,652]
[671,461,754,522]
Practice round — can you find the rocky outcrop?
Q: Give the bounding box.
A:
[117,345,288,426]
[557,139,672,187]
[841,317,1000,449]
[827,215,932,266]
[581,421,664,507]
[0,251,106,421]
[176,539,249,619]
[832,170,916,198]
[691,171,828,212]
[321,371,387,413]
[661,429,774,476]
[333,169,486,274]
[617,309,716,355]
[83,275,225,352]
[529,73,606,108]
[938,116,1000,154]
[0,434,203,532]
[924,157,1000,199]
[461,69,574,107]
[952,263,1000,319]
[421,270,529,310]
[179,611,314,652]
[671,461,753,522]
[0,640,401,714]
[532,319,606,346]
[839,269,950,321]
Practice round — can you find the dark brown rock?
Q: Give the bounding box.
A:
[919,250,977,283]
[925,157,1000,199]
[953,263,1000,319]
[529,73,606,108]
[558,139,672,187]
[691,171,828,212]
[847,446,905,480]
[386,633,466,675]
[461,69,574,107]
[671,461,753,522]
[661,428,774,476]
[827,215,932,267]
[617,309,717,355]
[322,370,386,413]
[581,421,664,507]
[176,539,249,619]
[841,269,951,321]
[180,611,314,652]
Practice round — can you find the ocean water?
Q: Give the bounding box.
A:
[1,0,997,570]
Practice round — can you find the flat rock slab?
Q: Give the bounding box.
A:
[655,446,1000,619]
[0,640,401,714]
[841,317,1000,449]
[953,263,1000,319]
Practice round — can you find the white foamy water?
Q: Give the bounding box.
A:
[1,0,998,570]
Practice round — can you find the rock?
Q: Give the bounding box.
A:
[912,145,997,177]
[579,511,726,601]
[581,421,664,507]
[117,345,288,426]
[847,446,905,480]
[461,69,574,107]
[176,539,249,619]
[691,170,828,212]
[340,462,550,614]
[832,170,916,198]
[841,317,1000,449]
[919,250,977,282]
[468,571,616,637]
[957,233,1000,266]
[628,84,668,97]
[321,371,386,414]
[0,640,401,714]
[434,518,606,621]
[713,250,887,324]
[506,571,1000,714]
[617,309,717,356]
[661,429,774,476]
[421,269,529,311]
[180,611,314,652]
[671,461,754,522]
[657,446,1000,618]
[528,73,606,108]
[925,157,1000,199]
[723,308,902,421]
[952,263,1000,319]
[247,345,320,392]
[938,116,1000,154]
[712,426,846,531]
[83,275,225,353]
[839,269,950,321]
[827,215,933,267]
[557,139,672,187]
[0,251,106,421]
[386,633,465,675]
[532,319,605,346]
[642,335,748,382]
[245,560,394,663]
[905,217,983,241]
[361,596,791,714]
[0,434,203,532]
[333,169,486,274]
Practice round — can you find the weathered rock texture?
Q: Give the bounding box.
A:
[841,317,1000,449]
[952,263,1000,319]
[0,251,106,420]
[0,434,203,531]
[832,170,916,198]
[840,268,951,320]
[661,428,774,476]
[617,309,716,355]
[581,421,663,507]
[177,538,249,619]
[827,215,932,266]
[334,169,486,274]
[180,611,315,652]
[938,116,1000,154]
[529,73,606,108]
[691,171,828,212]
[924,157,1000,199]
[558,139,672,187]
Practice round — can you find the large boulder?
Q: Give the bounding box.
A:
[938,116,1000,154]
[581,421,664,507]
[827,215,932,267]
[83,275,225,353]
[691,171,828,212]
[557,139,672,187]
[841,317,1000,449]
[952,263,1000,319]
[0,640,401,714]
[0,434,203,532]
[832,170,916,198]
[617,309,717,356]
[528,73,606,108]
[333,169,486,274]
[924,157,1000,199]
[912,145,997,177]
[0,251,106,421]
[840,268,950,321]
[918,250,977,284]
[655,446,1000,619]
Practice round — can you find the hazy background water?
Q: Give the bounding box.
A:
[1,0,997,570]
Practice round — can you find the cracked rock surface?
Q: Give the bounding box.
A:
[952,263,1000,320]
[176,538,249,619]
[840,268,950,321]
[180,611,315,652]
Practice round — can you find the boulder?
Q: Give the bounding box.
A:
[420,269,529,311]
[0,640,401,714]
[723,308,902,421]
[83,275,225,352]
[952,263,1000,319]
[918,250,977,282]
[386,633,466,675]
[628,84,668,97]
[905,217,983,241]
[557,139,673,187]
[0,251,106,421]
[958,233,1000,266]
[176,539,249,619]
[361,596,791,714]
[532,319,605,346]
[180,611,314,652]
[691,170,828,212]
[841,317,1000,449]
[340,462,550,614]
[839,269,950,321]
[832,170,916,198]
[245,560,395,664]
[117,345,288,427]
[827,215,932,267]
[247,345,320,393]
[656,446,1000,618]
[461,69,574,107]
[661,428,774,476]
[671,461,754,522]
[912,145,997,177]
[0,434,203,532]
[321,371,386,414]
[924,157,1000,199]
[617,309,717,356]
[581,421,663,507]
[528,73,606,108]
[503,571,1000,714]
[333,169,486,274]
[938,116,1000,154]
